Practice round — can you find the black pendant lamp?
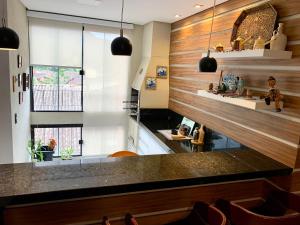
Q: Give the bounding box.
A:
[199,0,217,72]
[111,0,132,56]
[0,1,19,51]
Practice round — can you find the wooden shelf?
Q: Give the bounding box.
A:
[202,49,292,59]
[197,90,283,110]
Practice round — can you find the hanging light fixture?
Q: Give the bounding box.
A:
[199,0,217,72]
[111,0,132,56]
[0,0,19,51]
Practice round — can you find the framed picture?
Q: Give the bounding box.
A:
[17,55,22,68]
[12,76,16,92]
[18,92,22,104]
[26,74,30,89]
[145,77,157,90]
[17,74,21,87]
[156,66,168,79]
[22,73,27,91]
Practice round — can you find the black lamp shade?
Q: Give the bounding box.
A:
[199,55,217,72]
[0,27,19,50]
[111,35,132,56]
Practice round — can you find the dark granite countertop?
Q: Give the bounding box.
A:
[0,150,292,207]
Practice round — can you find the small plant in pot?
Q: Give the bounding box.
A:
[60,147,74,160]
[40,139,57,161]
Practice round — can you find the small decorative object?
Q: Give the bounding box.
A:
[231,36,252,51]
[246,89,253,99]
[17,73,21,87]
[223,73,238,92]
[215,43,224,52]
[193,127,200,141]
[191,124,205,146]
[156,66,168,79]
[61,147,74,160]
[208,83,214,92]
[265,76,283,112]
[178,124,189,137]
[199,0,217,72]
[237,77,245,96]
[22,73,27,91]
[231,3,277,50]
[17,54,22,68]
[145,77,157,90]
[270,23,287,51]
[253,36,270,49]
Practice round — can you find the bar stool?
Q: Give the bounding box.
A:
[109,151,138,158]
[215,190,300,225]
[165,202,226,225]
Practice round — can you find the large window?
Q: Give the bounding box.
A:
[31,65,82,111]
[31,124,83,157]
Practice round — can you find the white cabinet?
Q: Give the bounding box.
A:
[137,124,171,155]
[128,117,139,152]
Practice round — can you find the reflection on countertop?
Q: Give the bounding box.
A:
[0,149,291,206]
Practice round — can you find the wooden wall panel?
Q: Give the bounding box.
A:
[170,88,300,145]
[169,0,300,167]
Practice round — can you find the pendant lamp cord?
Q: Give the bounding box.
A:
[2,0,6,27]
[120,0,124,36]
[208,0,217,53]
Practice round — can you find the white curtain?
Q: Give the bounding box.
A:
[83,26,130,112]
[82,25,131,156]
[29,18,82,67]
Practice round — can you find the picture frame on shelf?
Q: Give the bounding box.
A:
[145,77,157,90]
[17,55,22,68]
[156,66,168,79]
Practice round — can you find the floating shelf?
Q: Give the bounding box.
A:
[202,49,292,59]
[197,90,283,110]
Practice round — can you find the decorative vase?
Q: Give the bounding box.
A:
[270,23,287,51]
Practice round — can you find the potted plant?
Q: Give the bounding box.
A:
[27,140,44,162]
[60,147,74,160]
[40,139,57,161]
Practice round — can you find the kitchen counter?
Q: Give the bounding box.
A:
[0,149,291,207]
[0,109,292,207]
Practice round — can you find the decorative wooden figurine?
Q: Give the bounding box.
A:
[265,76,283,112]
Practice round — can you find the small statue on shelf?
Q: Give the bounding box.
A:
[265,76,283,112]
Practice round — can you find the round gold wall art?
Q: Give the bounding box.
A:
[231,3,278,49]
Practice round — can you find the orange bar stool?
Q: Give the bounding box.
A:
[109,151,138,158]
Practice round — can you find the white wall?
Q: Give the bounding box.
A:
[0,44,14,163]
[0,0,30,164]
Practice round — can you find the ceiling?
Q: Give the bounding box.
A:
[20,0,229,25]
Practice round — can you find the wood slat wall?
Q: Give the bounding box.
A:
[169,0,300,168]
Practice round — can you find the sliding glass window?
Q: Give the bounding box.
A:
[31,65,82,111]
[29,18,83,112]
